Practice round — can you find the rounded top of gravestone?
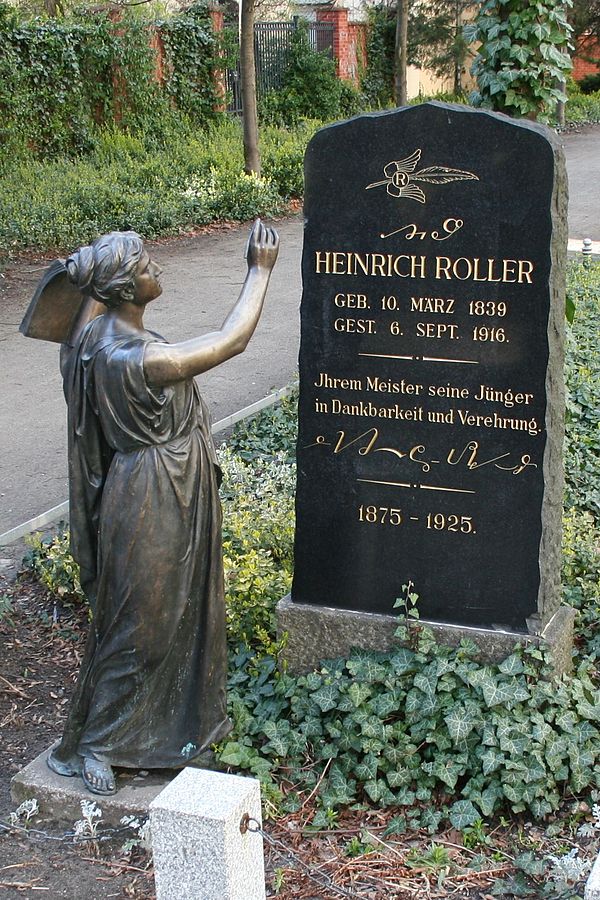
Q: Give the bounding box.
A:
[307,101,562,156]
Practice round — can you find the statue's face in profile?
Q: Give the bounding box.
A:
[133,251,163,305]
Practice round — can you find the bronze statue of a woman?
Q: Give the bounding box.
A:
[21,221,279,795]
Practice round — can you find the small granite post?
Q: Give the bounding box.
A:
[586,852,600,900]
[149,768,265,900]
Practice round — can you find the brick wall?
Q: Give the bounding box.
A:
[316,7,364,86]
[573,36,600,81]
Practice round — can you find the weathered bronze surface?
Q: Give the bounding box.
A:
[19,260,105,345]
[21,222,279,795]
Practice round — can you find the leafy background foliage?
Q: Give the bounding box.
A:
[0,1,218,158]
[466,0,573,121]
[258,22,361,128]
[0,119,314,252]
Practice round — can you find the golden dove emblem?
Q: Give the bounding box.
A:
[366,149,479,204]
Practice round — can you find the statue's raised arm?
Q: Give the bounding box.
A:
[144,219,279,386]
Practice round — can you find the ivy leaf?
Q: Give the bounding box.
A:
[530,797,555,818]
[498,654,524,675]
[470,780,504,817]
[304,672,323,691]
[449,799,480,830]
[348,681,372,708]
[361,716,386,741]
[514,851,545,877]
[555,710,578,732]
[325,766,356,806]
[414,671,438,696]
[317,742,339,760]
[250,756,274,779]
[431,756,466,790]
[421,807,444,834]
[395,787,416,806]
[387,769,409,789]
[481,674,514,706]
[218,741,249,768]
[354,752,378,782]
[444,703,479,743]
[383,746,407,767]
[575,721,599,743]
[346,652,388,683]
[363,779,382,803]
[406,687,438,720]
[372,692,399,718]
[480,747,505,775]
[498,730,528,757]
[502,779,525,806]
[312,683,340,712]
[390,647,417,674]
[466,666,490,689]
[299,715,324,739]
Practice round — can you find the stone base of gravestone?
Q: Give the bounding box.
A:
[150,768,265,900]
[277,595,575,675]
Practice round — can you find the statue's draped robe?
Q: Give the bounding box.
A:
[54,316,230,769]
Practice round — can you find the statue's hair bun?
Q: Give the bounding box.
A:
[65,245,96,293]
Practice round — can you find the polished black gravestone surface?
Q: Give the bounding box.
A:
[292,103,566,633]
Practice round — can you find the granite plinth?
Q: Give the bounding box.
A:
[277,594,575,675]
[10,744,175,827]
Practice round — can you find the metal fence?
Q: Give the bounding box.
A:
[226,19,334,115]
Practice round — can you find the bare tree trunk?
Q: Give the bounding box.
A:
[556,79,567,127]
[240,0,261,176]
[453,0,461,95]
[45,0,63,16]
[394,0,409,106]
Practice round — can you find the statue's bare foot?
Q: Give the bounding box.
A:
[47,748,81,777]
[82,757,116,795]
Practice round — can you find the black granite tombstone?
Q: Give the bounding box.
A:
[292,102,566,634]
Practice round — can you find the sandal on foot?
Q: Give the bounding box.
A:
[82,757,117,796]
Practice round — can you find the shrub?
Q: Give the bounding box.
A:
[220,447,295,655]
[261,122,319,199]
[24,529,85,606]
[227,388,298,461]
[182,169,283,222]
[0,120,310,252]
[259,22,362,127]
[565,90,600,124]
[578,72,600,94]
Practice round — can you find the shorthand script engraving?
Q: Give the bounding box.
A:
[293,103,565,633]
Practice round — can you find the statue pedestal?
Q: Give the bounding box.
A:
[11,744,217,827]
